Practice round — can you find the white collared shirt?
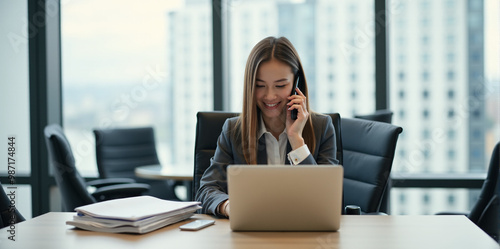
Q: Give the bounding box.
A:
[257,117,310,165]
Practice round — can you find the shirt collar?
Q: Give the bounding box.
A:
[258,115,286,139]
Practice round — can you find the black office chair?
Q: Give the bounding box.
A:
[193,112,343,201]
[354,109,394,213]
[341,118,403,214]
[354,109,393,124]
[94,127,180,201]
[193,112,239,201]
[44,124,150,211]
[326,113,343,166]
[437,141,500,240]
[0,182,25,229]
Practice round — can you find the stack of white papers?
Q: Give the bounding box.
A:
[66,196,201,234]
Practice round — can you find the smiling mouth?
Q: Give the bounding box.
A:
[265,103,279,107]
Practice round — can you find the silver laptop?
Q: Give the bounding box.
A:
[227,165,343,231]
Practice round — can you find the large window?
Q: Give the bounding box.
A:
[59,0,499,216]
[1,1,30,176]
[62,0,213,176]
[388,0,500,214]
[0,0,32,218]
[223,0,376,116]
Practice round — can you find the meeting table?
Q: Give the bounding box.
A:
[0,212,498,249]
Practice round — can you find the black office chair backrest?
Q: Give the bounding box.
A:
[354,109,394,213]
[354,109,393,124]
[44,124,96,211]
[0,182,25,229]
[193,112,343,200]
[470,142,500,224]
[341,118,402,213]
[93,127,180,200]
[93,127,160,179]
[326,113,343,165]
[193,112,239,200]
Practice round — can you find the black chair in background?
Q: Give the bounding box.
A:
[437,141,500,240]
[44,124,150,212]
[193,112,343,201]
[0,182,25,229]
[471,142,500,240]
[341,118,402,214]
[94,127,180,201]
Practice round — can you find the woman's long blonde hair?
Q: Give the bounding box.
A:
[236,36,315,164]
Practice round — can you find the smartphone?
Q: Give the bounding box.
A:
[290,75,300,120]
[179,220,215,231]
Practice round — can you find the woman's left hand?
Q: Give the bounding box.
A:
[286,88,309,150]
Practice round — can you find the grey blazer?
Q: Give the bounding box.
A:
[195,112,338,217]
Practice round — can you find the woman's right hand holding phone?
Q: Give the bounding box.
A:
[286,88,308,150]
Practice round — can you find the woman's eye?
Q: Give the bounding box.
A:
[255,85,265,88]
[276,85,286,88]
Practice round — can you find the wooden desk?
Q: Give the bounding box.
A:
[1,213,498,249]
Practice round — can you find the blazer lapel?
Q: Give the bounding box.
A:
[256,135,293,165]
[257,135,267,164]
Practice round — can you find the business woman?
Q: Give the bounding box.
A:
[195,36,338,218]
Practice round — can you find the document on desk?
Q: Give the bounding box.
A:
[66,196,201,234]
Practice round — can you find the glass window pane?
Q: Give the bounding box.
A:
[225,0,375,116]
[0,0,30,176]
[2,185,32,219]
[62,0,212,175]
[391,188,476,215]
[484,0,500,164]
[389,0,499,175]
[389,0,499,215]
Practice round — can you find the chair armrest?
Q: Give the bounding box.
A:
[86,178,136,188]
[344,205,388,215]
[91,183,150,201]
